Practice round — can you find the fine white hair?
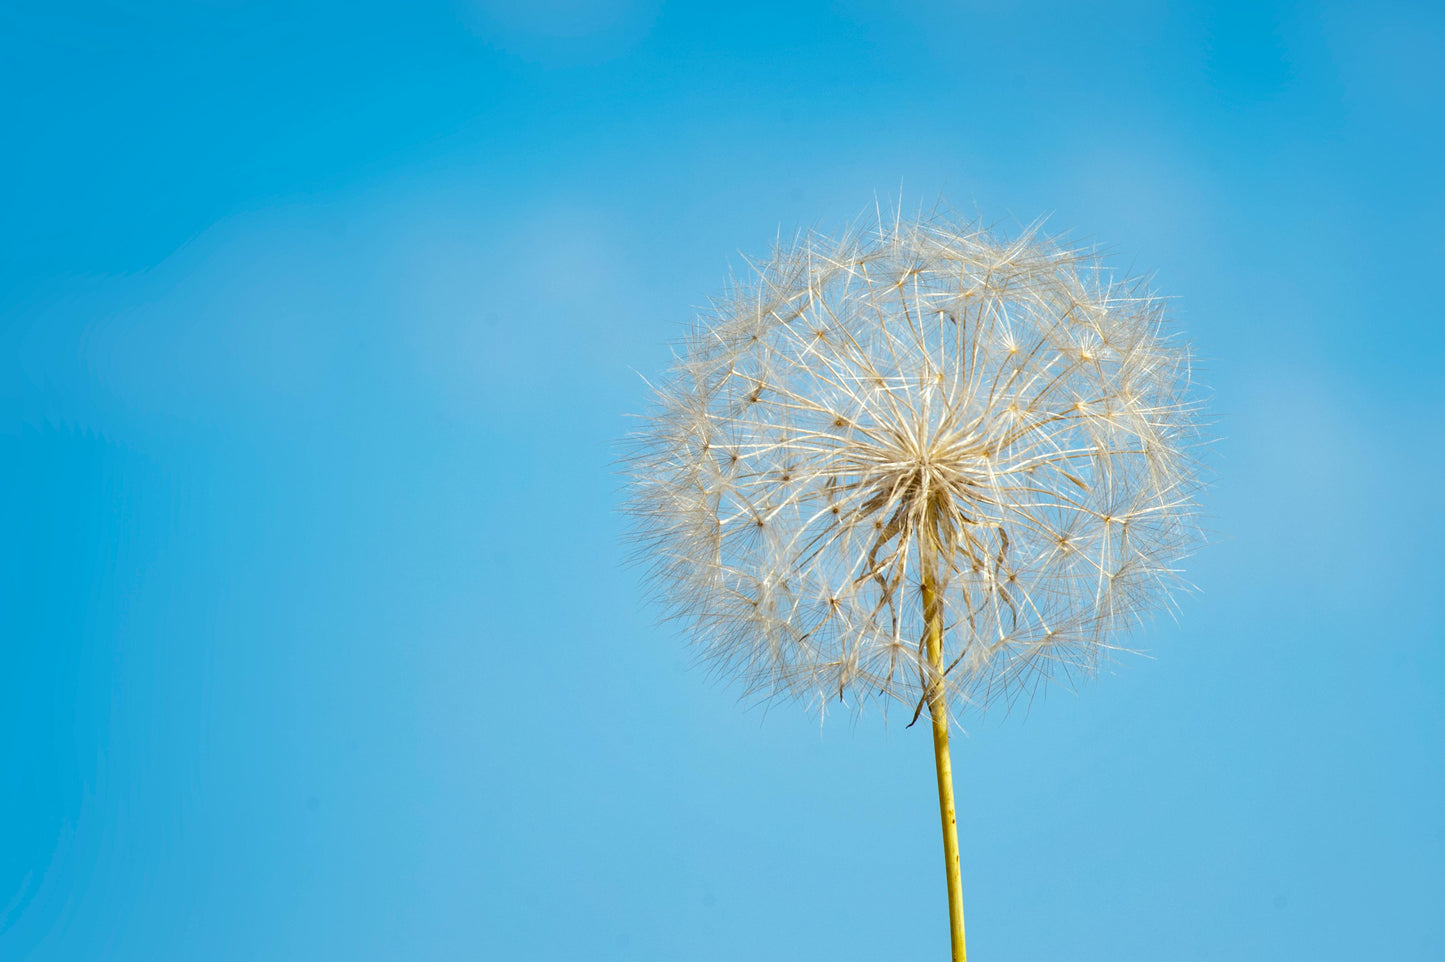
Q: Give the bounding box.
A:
[625,210,1206,723]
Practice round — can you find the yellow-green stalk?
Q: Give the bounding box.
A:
[921,524,966,961]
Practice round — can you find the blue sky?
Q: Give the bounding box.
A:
[2,1,1442,959]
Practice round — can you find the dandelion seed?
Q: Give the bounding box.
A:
[622,206,1208,961]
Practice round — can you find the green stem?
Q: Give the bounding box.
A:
[921,533,967,961]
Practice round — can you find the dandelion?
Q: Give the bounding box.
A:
[623,206,1206,960]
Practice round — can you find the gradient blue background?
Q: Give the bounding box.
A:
[2,1,1442,959]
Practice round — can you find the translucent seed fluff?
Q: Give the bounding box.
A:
[624,213,1206,721]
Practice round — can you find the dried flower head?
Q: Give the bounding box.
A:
[625,210,1205,723]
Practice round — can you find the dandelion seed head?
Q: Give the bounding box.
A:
[624,210,1207,721]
